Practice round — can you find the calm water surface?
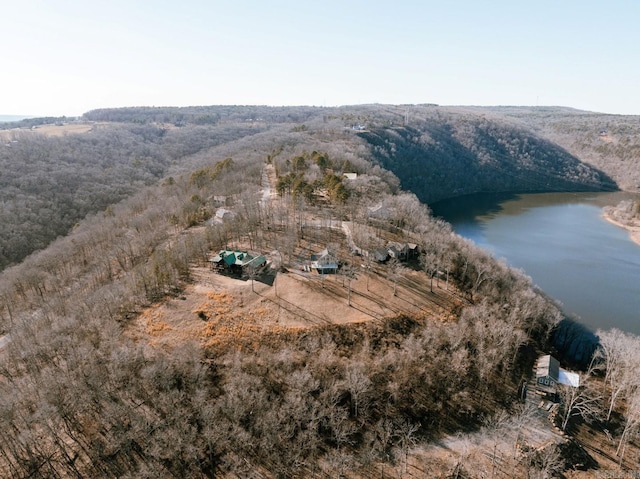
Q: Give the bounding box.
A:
[432,192,640,334]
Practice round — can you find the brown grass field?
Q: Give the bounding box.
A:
[126,254,463,354]
[0,122,109,140]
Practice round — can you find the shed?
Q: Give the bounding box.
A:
[215,208,235,222]
[367,203,390,219]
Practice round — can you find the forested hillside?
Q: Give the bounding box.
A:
[1,104,627,271]
[0,122,267,269]
[472,106,640,192]
[82,105,326,125]
[355,106,618,204]
[0,116,564,477]
[1,107,640,477]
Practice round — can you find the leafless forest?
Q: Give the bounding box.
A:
[0,105,639,477]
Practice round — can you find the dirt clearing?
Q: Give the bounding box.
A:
[127,257,464,352]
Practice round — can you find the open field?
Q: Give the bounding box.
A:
[0,121,108,140]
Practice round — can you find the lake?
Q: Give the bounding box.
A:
[431,191,640,335]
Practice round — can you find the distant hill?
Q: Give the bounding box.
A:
[78,104,640,199]
[0,115,74,129]
[83,105,325,125]
[0,114,34,123]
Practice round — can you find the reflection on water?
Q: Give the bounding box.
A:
[432,192,640,335]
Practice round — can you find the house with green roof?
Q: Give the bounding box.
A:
[209,250,267,276]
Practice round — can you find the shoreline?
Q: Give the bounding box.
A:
[602,210,640,247]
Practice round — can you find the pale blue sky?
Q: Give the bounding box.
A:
[3,1,640,116]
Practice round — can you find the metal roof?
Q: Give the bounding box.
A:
[210,250,265,268]
[536,355,560,381]
[558,369,580,388]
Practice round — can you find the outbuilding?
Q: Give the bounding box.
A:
[536,354,580,396]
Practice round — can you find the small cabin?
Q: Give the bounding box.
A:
[215,208,235,222]
[310,249,339,274]
[387,242,419,262]
[536,354,580,396]
[536,355,560,396]
[387,242,408,261]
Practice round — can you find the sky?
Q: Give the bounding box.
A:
[3,0,640,117]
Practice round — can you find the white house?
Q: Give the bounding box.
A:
[310,249,339,274]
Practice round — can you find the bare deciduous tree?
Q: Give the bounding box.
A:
[420,251,439,293]
[344,362,371,418]
[340,264,358,307]
[616,389,640,461]
[394,419,419,475]
[595,328,640,421]
[387,258,406,297]
[557,373,601,432]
